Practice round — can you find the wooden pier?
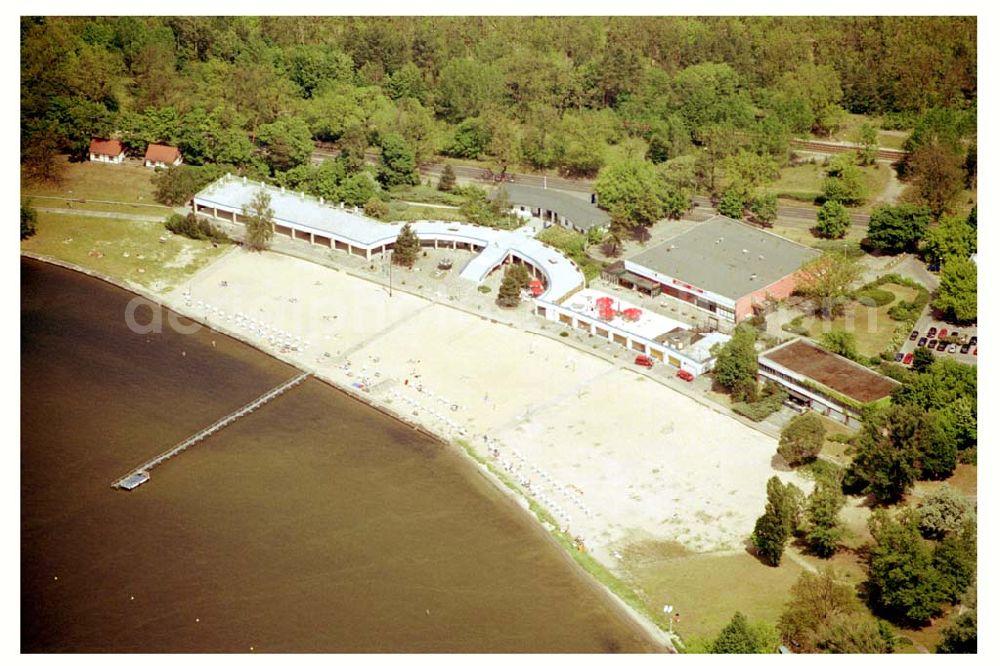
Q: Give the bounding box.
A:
[111,372,312,490]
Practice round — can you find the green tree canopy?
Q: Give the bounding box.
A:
[377,133,420,188]
[748,191,778,226]
[815,200,851,239]
[867,509,943,625]
[907,139,965,220]
[711,612,761,654]
[937,610,976,654]
[437,164,456,192]
[778,412,826,466]
[866,203,931,254]
[821,154,867,206]
[445,118,491,159]
[594,159,669,230]
[711,323,758,402]
[805,481,847,557]
[21,204,38,240]
[752,476,804,566]
[242,188,275,252]
[795,252,863,318]
[779,570,893,654]
[920,214,976,266]
[919,486,974,541]
[717,189,745,220]
[258,117,315,173]
[820,329,860,361]
[934,256,977,324]
[849,405,933,504]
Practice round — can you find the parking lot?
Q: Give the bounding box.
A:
[896,310,977,367]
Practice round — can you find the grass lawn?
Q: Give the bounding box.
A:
[386,201,466,223]
[769,163,825,202]
[801,283,916,357]
[22,157,161,205]
[389,183,466,207]
[877,131,908,150]
[21,211,228,293]
[768,220,867,249]
[620,545,807,644]
[911,463,977,501]
[535,225,604,282]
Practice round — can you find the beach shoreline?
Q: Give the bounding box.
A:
[20,251,676,652]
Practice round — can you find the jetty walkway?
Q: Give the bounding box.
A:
[111,371,312,490]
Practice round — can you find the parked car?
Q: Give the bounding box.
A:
[895,352,904,362]
[948,344,958,353]
[928,326,938,338]
[938,328,949,339]
[903,353,914,365]
[634,354,653,368]
[909,330,919,341]
[917,337,928,347]
[970,335,978,346]
[676,369,695,382]
[960,344,971,354]
[936,340,949,351]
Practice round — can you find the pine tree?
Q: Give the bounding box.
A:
[496,267,523,308]
[712,612,762,653]
[438,164,457,191]
[752,476,803,566]
[392,223,420,267]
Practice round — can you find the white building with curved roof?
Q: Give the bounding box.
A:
[191,175,585,304]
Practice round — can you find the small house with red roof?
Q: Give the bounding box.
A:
[144,144,183,169]
[89,138,125,164]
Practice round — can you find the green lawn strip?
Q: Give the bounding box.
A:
[25,198,172,215]
[452,439,668,635]
[21,211,226,291]
[386,202,466,222]
[389,183,466,206]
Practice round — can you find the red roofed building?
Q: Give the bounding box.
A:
[89,138,125,164]
[144,144,183,169]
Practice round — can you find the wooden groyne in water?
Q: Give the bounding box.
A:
[111,372,312,490]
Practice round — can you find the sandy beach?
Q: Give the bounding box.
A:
[160,250,810,572]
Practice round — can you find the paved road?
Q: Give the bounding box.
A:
[313,146,872,225]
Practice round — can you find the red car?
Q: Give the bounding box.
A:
[676,369,695,382]
[938,328,949,339]
[634,354,654,368]
[902,352,914,365]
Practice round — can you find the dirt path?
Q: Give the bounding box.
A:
[35,207,168,223]
[872,167,906,206]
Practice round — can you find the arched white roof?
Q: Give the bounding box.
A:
[193,175,584,303]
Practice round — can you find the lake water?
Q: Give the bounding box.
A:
[20,258,657,653]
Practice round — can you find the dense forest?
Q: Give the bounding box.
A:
[21,16,976,206]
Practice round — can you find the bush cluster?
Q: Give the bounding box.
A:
[855,288,896,307]
[164,213,229,243]
[733,384,788,422]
